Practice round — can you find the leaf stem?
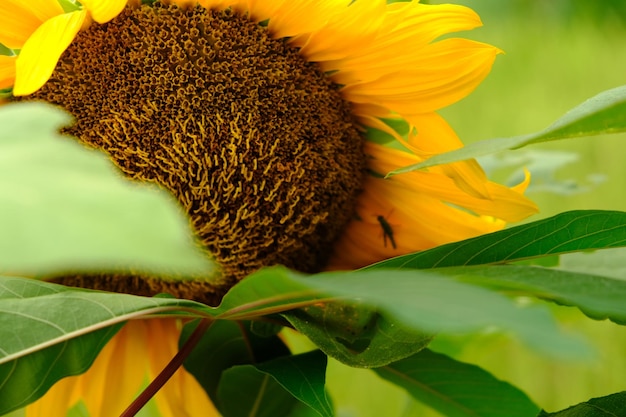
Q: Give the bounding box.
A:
[119,318,213,417]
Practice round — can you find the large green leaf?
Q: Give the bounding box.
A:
[0,325,121,415]
[537,392,626,416]
[0,101,215,277]
[181,320,290,401]
[256,351,333,417]
[213,268,325,320]
[389,85,626,175]
[284,302,432,368]
[367,210,626,270]
[217,365,298,417]
[216,267,591,363]
[0,275,208,414]
[376,349,539,417]
[439,265,626,325]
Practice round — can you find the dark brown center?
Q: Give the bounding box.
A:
[27,2,364,301]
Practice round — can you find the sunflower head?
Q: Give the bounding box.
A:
[0,0,537,298]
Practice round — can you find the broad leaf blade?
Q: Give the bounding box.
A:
[0,276,207,366]
[181,320,290,401]
[305,271,591,361]
[389,85,626,174]
[367,211,626,270]
[256,351,333,417]
[376,349,539,417]
[217,267,591,364]
[284,302,432,368]
[537,392,626,416]
[217,365,298,417]
[0,325,121,415]
[440,265,626,325]
[0,102,215,277]
[213,268,326,320]
[0,276,210,412]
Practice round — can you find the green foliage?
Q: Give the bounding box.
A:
[537,392,626,416]
[217,366,297,417]
[180,320,290,401]
[284,302,432,368]
[0,325,120,415]
[376,349,540,417]
[256,351,333,417]
[441,266,626,325]
[0,276,207,415]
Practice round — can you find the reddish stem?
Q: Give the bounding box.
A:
[119,318,213,417]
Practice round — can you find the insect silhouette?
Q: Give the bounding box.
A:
[376,215,397,249]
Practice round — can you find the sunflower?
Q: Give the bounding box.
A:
[0,0,538,415]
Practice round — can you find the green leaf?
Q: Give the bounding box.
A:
[439,265,626,325]
[306,271,591,361]
[213,267,325,320]
[181,320,290,401]
[216,267,591,363]
[367,210,626,269]
[537,391,626,416]
[557,247,626,280]
[284,302,432,368]
[0,275,207,413]
[389,85,626,175]
[217,365,298,417]
[0,325,121,415]
[256,351,333,417]
[289,401,328,417]
[0,102,215,277]
[376,349,539,417]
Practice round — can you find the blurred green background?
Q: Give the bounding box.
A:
[330,2,626,417]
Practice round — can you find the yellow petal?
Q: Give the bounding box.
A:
[366,142,538,221]
[301,1,479,63]
[340,39,500,116]
[243,0,352,39]
[327,175,506,270]
[62,323,146,416]
[0,0,64,49]
[13,10,87,96]
[25,376,80,417]
[79,0,127,24]
[406,113,492,199]
[292,0,384,61]
[0,55,17,90]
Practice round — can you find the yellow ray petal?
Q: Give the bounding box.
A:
[365,142,538,222]
[376,3,483,52]
[406,113,492,199]
[340,39,500,115]
[327,175,507,270]
[13,10,87,96]
[294,0,386,61]
[77,323,148,416]
[244,0,352,39]
[25,376,80,417]
[0,0,64,49]
[313,2,482,68]
[0,55,17,89]
[79,0,128,24]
